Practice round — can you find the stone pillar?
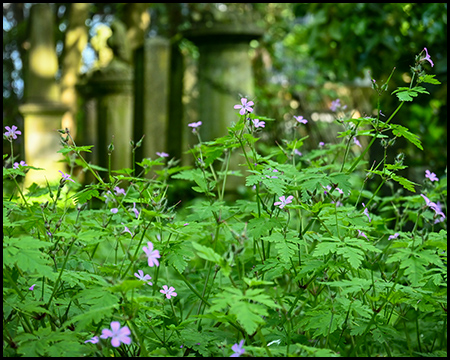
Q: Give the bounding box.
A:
[134,36,171,174]
[184,23,263,142]
[19,4,68,187]
[81,20,134,175]
[183,23,262,190]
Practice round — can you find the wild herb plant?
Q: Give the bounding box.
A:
[3,48,446,357]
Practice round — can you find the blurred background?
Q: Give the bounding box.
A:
[3,3,447,189]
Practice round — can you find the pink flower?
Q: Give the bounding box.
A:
[420,194,446,220]
[100,321,132,347]
[84,336,99,344]
[230,339,245,357]
[111,208,118,214]
[330,99,347,112]
[143,241,161,267]
[425,170,439,182]
[234,98,254,115]
[29,284,36,291]
[114,186,126,196]
[294,115,308,124]
[121,223,133,236]
[130,202,139,219]
[388,233,399,241]
[58,170,76,183]
[353,137,362,148]
[252,119,265,128]
[13,160,28,169]
[357,229,367,239]
[134,269,153,285]
[420,47,434,67]
[160,285,177,299]
[188,121,202,128]
[362,203,371,222]
[274,195,294,209]
[156,152,169,158]
[294,149,302,156]
[4,125,22,140]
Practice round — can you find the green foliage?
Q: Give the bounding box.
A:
[3,50,446,358]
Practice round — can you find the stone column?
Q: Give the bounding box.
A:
[80,20,134,175]
[19,4,68,187]
[134,36,171,174]
[184,23,262,142]
[183,23,262,190]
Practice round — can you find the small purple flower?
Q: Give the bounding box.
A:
[252,119,265,128]
[420,47,434,67]
[114,186,126,196]
[13,160,28,169]
[59,170,76,183]
[121,223,133,236]
[420,194,446,220]
[230,339,245,357]
[156,152,169,158]
[234,98,254,115]
[319,141,325,147]
[111,208,118,214]
[84,336,99,344]
[4,125,22,140]
[131,202,139,219]
[100,321,132,347]
[357,229,367,239]
[388,233,400,241]
[294,149,302,156]
[29,284,36,291]
[188,121,202,129]
[143,241,161,267]
[353,137,362,148]
[330,99,341,112]
[134,269,153,285]
[160,285,177,299]
[294,115,308,124]
[425,170,439,182]
[362,203,371,222]
[274,195,294,209]
[183,223,189,226]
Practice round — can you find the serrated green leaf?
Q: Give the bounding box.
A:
[390,124,423,150]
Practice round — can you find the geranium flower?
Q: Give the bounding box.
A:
[274,195,294,209]
[357,229,367,239]
[362,203,371,222]
[425,170,439,182]
[29,284,36,291]
[234,98,254,115]
[4,125,22,140]
[353,137,362,148]
[110,208,118,214]
[58,170,76,183]
[252,119,265,128]
[84,336,99,344]
[143,241,161,267]
[134,269,152,285]
[188,121,202,128]
[131,202,139,219]
[100,321,131,347]
[114,186,126,196]
[294,115,308,124]
[230,339,245,357]
[420,47,434,67]
[13,160,28,169]
[160,285,177,299]
[388,233,400,241]
[156,152,169,158]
